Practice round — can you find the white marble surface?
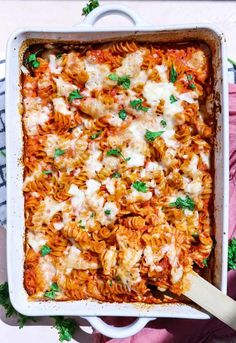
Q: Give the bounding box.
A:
[0,0,236,342]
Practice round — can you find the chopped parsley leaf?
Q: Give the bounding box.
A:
[40,244,51,257]
[160,119,167,128]
[42,170,52,175]
[51,283,60,292]
[104,209,111,215]
[56,52,62,59]
[44,283,60,299]
[169,196,195,211]
[82,0,100,16]
[90,130,102,140]
[111,171,121,178]
[52,316,76,342]
[108,74,130,89]
[130,99,148,112]
[108,73,118,81]
[189,83,196,90]
[26,50,42,69]
[68,89,83,103]
[106,148,121,157]
[118,109,127,121]
[170,94,178,103]
[187,74,193,81]
[133,181,148,193]
[0,150,6,157]
[203,258,208,267]
[170,64,178,83]
[145,129,164,142]
[54,148,66,158]
[228,238,236,270]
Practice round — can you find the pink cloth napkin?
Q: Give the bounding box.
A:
[93,85,236,343]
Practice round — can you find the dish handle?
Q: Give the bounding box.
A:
[82,316,156,339]
[79,3,147,27]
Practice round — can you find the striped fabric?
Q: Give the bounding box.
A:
[0,59,235,226]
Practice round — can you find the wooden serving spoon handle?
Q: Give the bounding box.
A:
[184,271,236,331]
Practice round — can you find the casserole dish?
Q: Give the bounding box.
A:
[6,4,229,339]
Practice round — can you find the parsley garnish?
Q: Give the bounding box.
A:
[44,283,60,299]
[111,171,121,178]
[0,150,6,157]
[130,99,148,112]
[118,109,127,121]
[170,94,178,103]
[170,64,178,83]
[109,280,113,286]
[54,148,66,158]
[108,73,118,81]
[228,238,236,270]
[108,74,130,89]
[187,74,193,81]
[107,148,122,157]
[115,276,121,282]
[51,283,60,292]
[90,130,102,140]
[189,83,196,90]
[56,52,62,59]
[0,282,37,328]
[117,76,130,89]
[106,148,130,161]
[68,89,83,103]
[52,316,76,342]
[104,209,111,215]
[203,258,208,267]
[42,170,52,175]
[82,0,100,16]
[169,196,195,211]
[26,50,41,69]
[133,181,148,193]
[145,129,164,142]
[160,119,167,128]
[40,244,51,257]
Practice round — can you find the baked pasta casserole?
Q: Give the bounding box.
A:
[22,41,214,303]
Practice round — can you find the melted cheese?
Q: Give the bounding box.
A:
[24,97,50,135]
[98,202,119,225]
[60,246,100,275]
[184,179,202,195]
[27,231,46,253]
[123,147,145,168]
[200,151,210,169]
[49,54,63,74]
[85,144,103,177]
[52,97,72,115]
[155,64,168,82]
[127,187,152,203]
[103,177,115,195]
[116,51,143,78]
[102,246,117,275]
[39,256,56,289]
[68,184,85,212]
[143,81,183,118]
[53,77,77,97]
[85,60,110,92]
[43,197,67,222]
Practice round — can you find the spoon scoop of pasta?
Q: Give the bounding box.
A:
[183,271,236,331]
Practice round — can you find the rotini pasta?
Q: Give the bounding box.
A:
[22,41,214,303]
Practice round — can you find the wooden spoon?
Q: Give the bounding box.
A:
[184,271,236,330]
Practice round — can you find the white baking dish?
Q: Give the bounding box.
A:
[5,4,229,339]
